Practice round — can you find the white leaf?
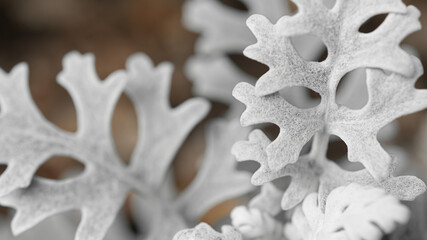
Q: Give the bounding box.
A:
[0,214,75,240]
[284,184,410,240]
[184,0,327,114]
[231,206,284,240]
[175,119,254,221]
[183,0,289,54]
[129,119,254,240]
[232,129,426,210]
[249,183,284,216]
[246,0,417,96]
[173,223,242,240]
[185,55,255,114]
[0,52,209,240]
[183,0,292,114]
[234,0,426,182]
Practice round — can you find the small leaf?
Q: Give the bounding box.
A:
[231,206,284,240]
[173,223,242,240]
[174,119,254,221]
[183,0,289,54]
[233,129,426,210]
[285,184,410,240]
[183,0,292,114]
[0,52,209,240]
[249,183,284,216]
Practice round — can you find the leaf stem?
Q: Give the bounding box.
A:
[309,130,329,161]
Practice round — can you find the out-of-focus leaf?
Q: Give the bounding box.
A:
[173,223,242,240]
[0,52,209,240]
[175,119,254,221]
[284,184,410,240]
[231,206,284,240]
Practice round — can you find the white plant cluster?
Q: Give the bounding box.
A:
[0,0,425,240]
[183,0,291,116]
[0,52,253,240]
[175,0,427,239]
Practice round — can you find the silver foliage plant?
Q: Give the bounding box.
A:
[183,0,402,171]
[183,0,291,115]
[184,0,321,116]
[175,0,427,239]
[184,0,366,115]
[0,52,253,240]
[0,0,426,239]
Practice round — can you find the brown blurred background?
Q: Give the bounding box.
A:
[0,0,427,225]
[0,0,201,182]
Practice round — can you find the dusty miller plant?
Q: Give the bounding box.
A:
[0,0,426,239]
[183,0,404,171]
[175,0,427,239]
[0,52,254,240]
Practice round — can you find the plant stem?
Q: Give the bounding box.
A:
[309,130,329,161]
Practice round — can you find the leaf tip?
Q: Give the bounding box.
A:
[126,52,154,73]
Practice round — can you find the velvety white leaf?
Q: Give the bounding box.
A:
[0,52,210,240]
[237,0,424,182]
[132,196,187,240]
[128,120,254,240]
[284,184,410,240]
[183,0,326,114]
[231,206,284,240]
[232,129,426,210]
[246,0,418,97]
[183,0,288,114]
[387,193,427,240]
[236,24,427,181]
[128,172,186,240]
[183,0,289,54]
[185,55,255,114]
[124,53,210,188]
[175,119,254,221]
[0,214,75,240]
[173,223,242,240]
[249,183,284,216]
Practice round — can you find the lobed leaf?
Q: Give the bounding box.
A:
[233,129,426,210]
[174,119,254,222]
[129,119,255,239]
[234,55,427,181]
[0,52,210,240]
[231,206,284,240]
[124,53,210,188]
[183,0,289,54]
[183,0,327,114]
[245,0,418,96]
[173,223,242,240]
[185,56,255,114]
[284,184,410,240]
[249,183,284,216]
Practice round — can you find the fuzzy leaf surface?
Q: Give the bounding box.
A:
[284,184,410,240]
[184,0,326,113]
[175,119,253,221]
[183,0,289,54]
[173,223,242,240]
[232,129,426,210]
[231,206,284,240]
[0,52,210,240]
[246,0,418,96]
[249,183,284,216]
[236,0,425,180]
[127,119,254,240]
